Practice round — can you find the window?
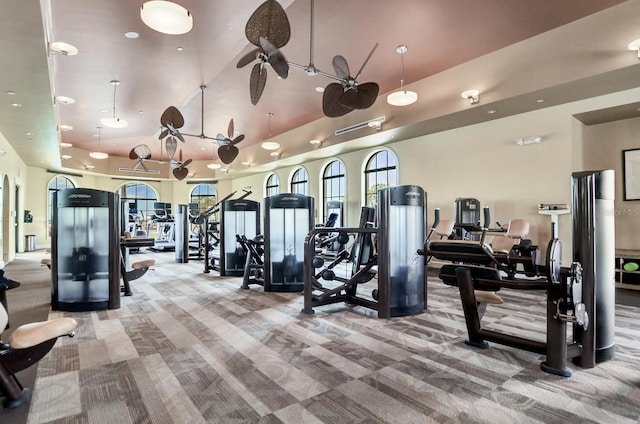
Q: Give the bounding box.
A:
[364,149,397,207]
[47,175,76,238]
[265,173,280,197]
[190,184,217,213]
[322,160,346,222]
[115,182,158,231]
[290,167,309,195]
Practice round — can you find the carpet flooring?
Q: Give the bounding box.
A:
[1,250,640,423]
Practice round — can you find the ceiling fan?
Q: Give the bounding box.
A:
[170,149,192,180]
[236,0,291,105]
[119,144,160,175]
[216,118,245,164]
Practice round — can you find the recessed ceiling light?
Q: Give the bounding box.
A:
[25,132,33,136]
[176,46,184,52]
[125,32,139,39]
[487,110,497,114]
[58,124,74,131]
[61,154,72,160]
[55,96,76,105]
[207,163,221,170]
[6,91,16,96]
[309,139,321,146]
[85,165,95,170]
[10,103,22,108]
[315,86,325,93]
[49,41,78,56]
[60,142,73,148]
[536,99,544,103]
[261,141,280,150]
[242,161,251,166]
[89,151,108,160]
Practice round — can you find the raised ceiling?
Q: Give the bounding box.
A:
[0,0,637,180]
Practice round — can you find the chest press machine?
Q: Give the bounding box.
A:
[302,185,426,319]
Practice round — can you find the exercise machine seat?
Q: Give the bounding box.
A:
[131,259,155,270]
[433,219,455,238]
[474,290,504,305]
[7,315,77,350]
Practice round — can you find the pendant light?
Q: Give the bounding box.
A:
[140,1,193,35]
[261,113,280,150]
[387,45,418,107]
[100,80,127,128]
[89,127,108,159]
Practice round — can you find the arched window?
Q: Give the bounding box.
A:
[265,173,280,197]
[115,182,158,231]
[364,149,397,207]
[47,175,76,238]
[189,184,217,213]
[322,160,346,222]
[290,167,309,195]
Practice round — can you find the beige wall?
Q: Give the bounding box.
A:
[583,116,640,250]
[5,87,640,266]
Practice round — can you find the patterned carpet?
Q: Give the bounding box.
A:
[7,251,640,423]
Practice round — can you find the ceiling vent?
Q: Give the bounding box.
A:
[335,116,385,137]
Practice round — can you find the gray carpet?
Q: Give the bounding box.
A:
[2,250,640,423]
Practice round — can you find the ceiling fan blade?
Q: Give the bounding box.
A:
[340,82,380,110]
[250,63,267,105]
[179,149,183,162]
[237,48,260,68]
[269,50,289,79]
[173,167,189,180]
[218,145,239,164]
[133,144,152,159]
[216,133,227,146]
[159,129,169,140]
[228,118,234,139]
[160,106,184,129]
[129,148,138,160]
[175,131,185,143]
[245,0,291,48]
[165,137,177,159]
[231,134,245,145]
[354,43,379,80]
[332,55,350,79]
[322,82,353,117]
[182,158,193,167]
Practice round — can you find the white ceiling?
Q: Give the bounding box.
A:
[1,0,638,181]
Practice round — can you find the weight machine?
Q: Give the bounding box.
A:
[303,185,426,318]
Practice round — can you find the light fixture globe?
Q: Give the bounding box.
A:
[141,1,193,35]
[89,151,109,160]
[261,141,280,150]
[387,90,418,106]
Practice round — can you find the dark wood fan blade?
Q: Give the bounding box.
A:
[160,106,184,129]
[129,148,138,160]
[237,48,260,68]
[231,134,245,145]
[133,144,152,160]
[218,145,239,164]
[250,63,267,105]
[182,158,193,167]
[340,82,379,110]
[173,167,188,180]
[228,119,234,139]
[159,129,169,140]
[245,0,291,48]
[322,83,353,117]
[332,55,350,79]
[259,36,289,79]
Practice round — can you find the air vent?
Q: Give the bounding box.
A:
[335,116,385,137]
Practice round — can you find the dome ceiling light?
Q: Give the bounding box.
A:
[140,1,193,35]
[387,45,418,107]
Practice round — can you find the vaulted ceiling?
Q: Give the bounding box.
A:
[1,0,638,180]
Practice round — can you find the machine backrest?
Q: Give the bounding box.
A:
[0,302,7,333]
[491,219,530,253]
[506,219,529,238]
[351,207,376,275]
[434,219,455,238]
